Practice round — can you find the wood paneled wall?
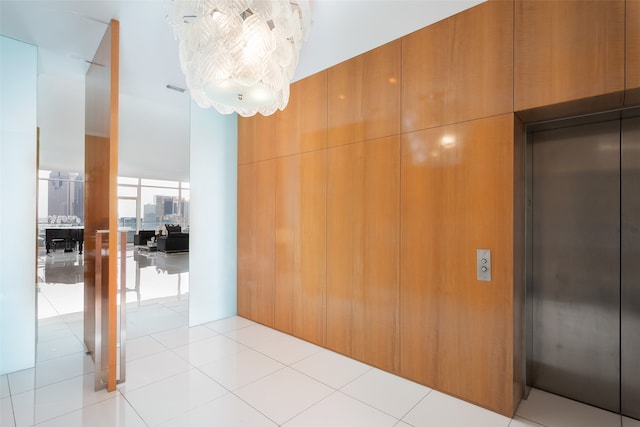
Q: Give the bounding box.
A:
[237,0,640,417]
[238,114,276,164]
[327,136,400,373]
[402,0,513,132]
[328,40,401,145]
[276,72,327,156]
[237,160,276,327]
[514,0,625,112]
[275,150,327,345]
[627,0,640,105]
[400,114,515,414]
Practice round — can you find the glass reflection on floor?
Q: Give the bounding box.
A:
[129,249,189,304]
[37,245,189,319]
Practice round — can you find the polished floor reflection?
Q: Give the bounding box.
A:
[37,247,189,319]
[1,249,638,426]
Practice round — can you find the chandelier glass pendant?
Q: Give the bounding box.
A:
[168,0,310,117]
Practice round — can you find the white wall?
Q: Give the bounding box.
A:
[188,104,237,325]
[0,36,38,375]
[37,73,85,173]
[36,74,191,181]
[118,92,190,181]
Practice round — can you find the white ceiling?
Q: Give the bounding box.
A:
[0,0,484,179]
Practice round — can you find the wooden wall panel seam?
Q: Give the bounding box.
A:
[324,132,328,347]
[269,146,329,161]
[396,111,519,136]
[270,165,276,328]
[397,135,403,375]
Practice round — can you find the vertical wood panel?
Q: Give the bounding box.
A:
[514,0,625,111]
[400,114,515,414]
[328,41,401,147]
[84,20,119,391]
[402,0,513,133]
[237,160,276,327]
[327,137,400,372]
[274,150,327,345]
[276,72,328,157]
[238,114,277,164]
[326,143,362,356]
[356,136,400,372]
[107,19,119,391]
[84,135,110,358]
[627,0,640,105]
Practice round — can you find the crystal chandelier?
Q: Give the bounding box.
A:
[168,0,310,117]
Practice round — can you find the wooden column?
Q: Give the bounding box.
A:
[84,19,119,391]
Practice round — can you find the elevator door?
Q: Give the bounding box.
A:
[529,116,640,418]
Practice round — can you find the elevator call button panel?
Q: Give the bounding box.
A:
[477,249,491,282]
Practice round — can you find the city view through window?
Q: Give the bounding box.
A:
[38,171,190,244]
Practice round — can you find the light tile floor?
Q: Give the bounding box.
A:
[2,249,638,426]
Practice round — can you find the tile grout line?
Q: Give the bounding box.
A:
[116,389,152,427]
[277,389,342,426]
[396,388,434,425]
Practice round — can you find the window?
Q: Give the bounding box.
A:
[38,171,190,243]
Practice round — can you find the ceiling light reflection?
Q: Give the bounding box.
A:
[440,135,456,148]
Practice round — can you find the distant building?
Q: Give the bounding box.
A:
[47,171,84,221]
[47,171,70,217]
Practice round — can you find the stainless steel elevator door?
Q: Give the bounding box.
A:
[622,116,640,420]
[531,120,621,412]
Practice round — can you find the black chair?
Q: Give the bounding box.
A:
[134,230,156,246]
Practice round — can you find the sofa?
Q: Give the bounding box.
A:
[157,225,189,253]
[134,230,156,246]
